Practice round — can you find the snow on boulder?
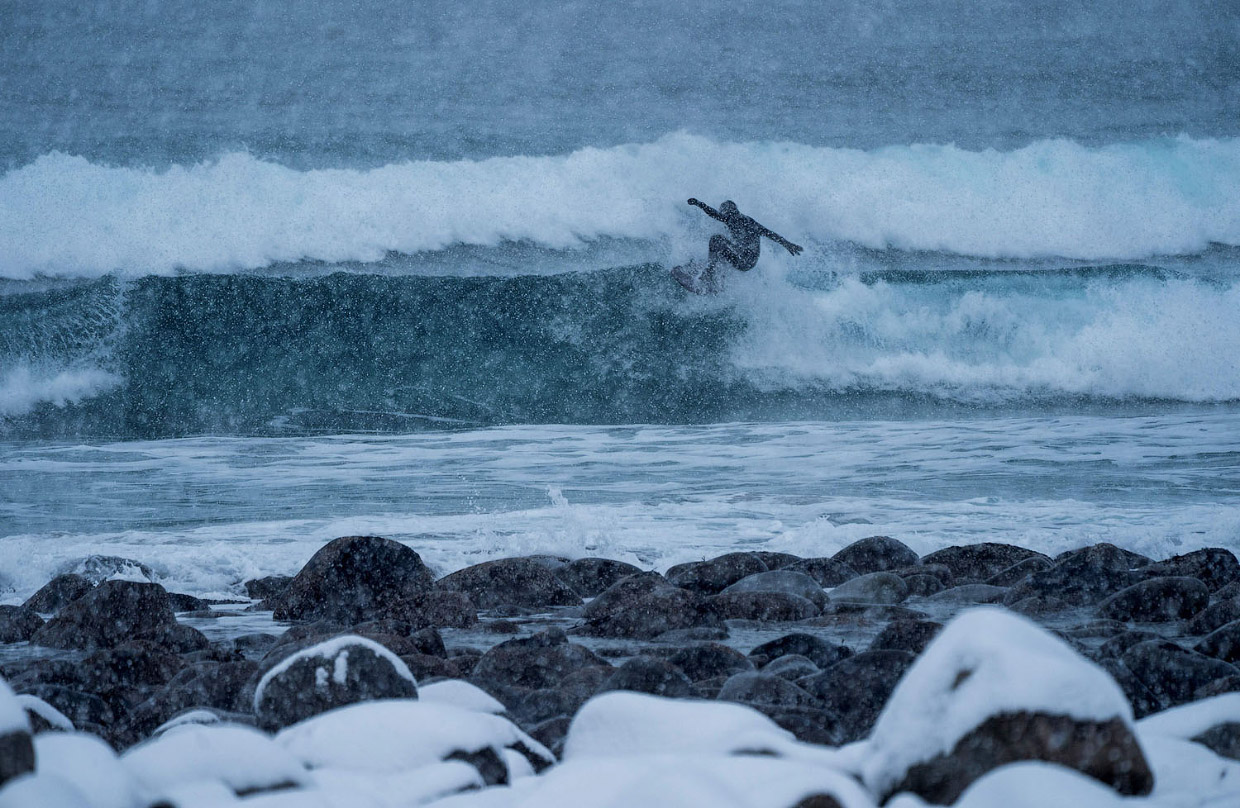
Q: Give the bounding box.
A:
[0,773,93,808]
[0,677,33,788]
[483,754,875,808]
[32,732,144,808]
[563,691,836,765]
[952,762,1127,808]
[1136,734,1240,802]
[254,635,418,731]
[308,762,484,807]
[418,680,506,715]
[122,723,310,797]
[862,607,1153,804]
[275,700,553,785]
[16,694,73,733]
[1138,693,1240,761]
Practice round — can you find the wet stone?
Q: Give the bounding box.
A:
[268,535,435,624]
[750,633,854,670]
[721,570,828,609]
[21,574,94,614]
[1096,576,1210,622]
[902,574,945,597]
[667,553,770,595]
[1186,598,1240,636]
[869,620,943,655]
[30,580,180,652]
[666,643,754,682]
[829,572,909,604]
[706,591,820,622]
[919,543,1048,584]
[245,575,292,601]
[761,654,820,680]
[717,671,819,709]
[798,650,916,743]
[553,558,644,598]
[472,629,610,690]
[986,555,1054,587]
[832,536,919,574]
[1006,543,1148,607]
[435,557,583,610]
[1121,639,1240,710]
[0,606,44,643]
[579,573,707,639]
[1196,620,1240,664]
[1140,548,1240,592]
[782,557,859,587]
[599,657,696,698]
[925,584,1008,604]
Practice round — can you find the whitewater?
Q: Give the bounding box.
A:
[3,134,1240,278]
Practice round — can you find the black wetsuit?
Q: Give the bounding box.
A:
[686,199,802,289]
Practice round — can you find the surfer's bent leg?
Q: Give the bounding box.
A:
[707,234,743,271]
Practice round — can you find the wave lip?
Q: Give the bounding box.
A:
[2,134,1240,279]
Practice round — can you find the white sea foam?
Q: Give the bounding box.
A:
[2,134,1239,278]
[0,365,120,417]
[727,272,1240,402]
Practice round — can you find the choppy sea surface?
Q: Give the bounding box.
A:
[2,0,1238,599]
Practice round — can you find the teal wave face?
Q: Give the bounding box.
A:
[3,264,1239,439]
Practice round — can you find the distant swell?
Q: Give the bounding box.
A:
[3,134,1240,278]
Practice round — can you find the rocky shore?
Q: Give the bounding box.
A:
[2,534,1239,806]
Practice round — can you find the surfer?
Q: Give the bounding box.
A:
[686,198,803,290]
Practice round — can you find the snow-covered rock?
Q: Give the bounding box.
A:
[17,694,74,733]
[253,634,418,730]
[122,723,310,797]
[308,761,484,807]
[275,700,553,782]
[0,677,33,788]
[563,691,834,765]
[951,762,1127,808]
[418,680,506,715]
[1139,734,1240,803]
[862,607,1153,803]
[32,733,145,808]
[0,773,93,808]
[1139,693,1240,763]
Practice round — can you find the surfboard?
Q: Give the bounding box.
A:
[670,261,716,295]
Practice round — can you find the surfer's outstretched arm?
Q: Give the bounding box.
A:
[757,223,804,256]
[687,198,724,221]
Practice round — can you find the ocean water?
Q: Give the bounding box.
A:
[1,0,1238,599]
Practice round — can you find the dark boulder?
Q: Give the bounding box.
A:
[920,543,1047,584]
[268,536,435,624]
[254,636,418,731]
[883,712,1153,804]
[1186,598,1240,636]
[78,644,186,695]
[666,643,754,682]
[750,633,853,670]
[0,730,33,789]
[30,580,180,651]
[783,557,859,587]
[832,536,918,574]
[986,555,1054,587]
[717,671,818,709]
[245,575,292,601]
[435,557,583,610]
[869,620,943,655]
[926,584,1008,604]
[553,558,643,598]
[706,591,820,622]
[1122,639,1239,710]
[1097,576,1210,622]
[579,573,706,639]
[21,574,93,614]
[1006,543,1148,606]
[798,650,916,742]
[902,574,945,597]
[471,628,609,690]
[667,553,769,595]
[1197,620,1240,663]
[167,593,211,612]
[1141,548,1240,592]
[828,572,908,604]
[599,657,696,698]
[382,590,479,629]
[722,570,827,609]
[761,654,820,680]
[1194,723,1240,761]
[0,606,43,643]
[56,555,154,584]
[21,684,114,727]
[1096,630,1163,659]
[750,551,801,570]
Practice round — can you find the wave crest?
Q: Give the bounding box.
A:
[2,134,1239,278]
